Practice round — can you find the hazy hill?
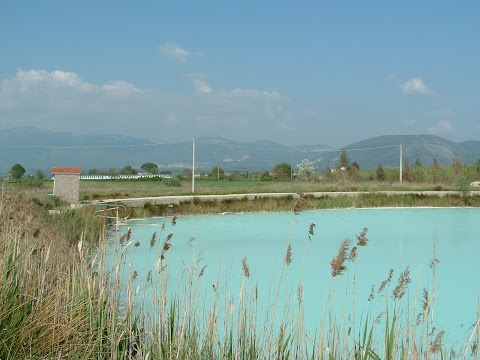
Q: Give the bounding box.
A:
[342,134,479,170]
[0,127,478,175]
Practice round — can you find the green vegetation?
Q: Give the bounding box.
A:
[9,163,26,179]
[273,162,293,179]
[141,162,159,174]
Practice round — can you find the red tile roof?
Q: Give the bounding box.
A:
[51,167,81,174]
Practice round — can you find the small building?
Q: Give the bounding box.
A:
[51,167,81,204]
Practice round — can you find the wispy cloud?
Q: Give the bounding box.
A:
[159,42,195,63]
[102,81,140,98]
[401,77,432,95]
[15,69,96,92]
[427,120,454,134]
[8,69,140,98]
[186,73,213,94]
[193,79,212,94]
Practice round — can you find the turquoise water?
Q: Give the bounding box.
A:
[110,207,480,344]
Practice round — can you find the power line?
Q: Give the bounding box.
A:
[0,138,400,153]
[197,138,399,153]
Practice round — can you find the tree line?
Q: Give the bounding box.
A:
[5,151,480,185]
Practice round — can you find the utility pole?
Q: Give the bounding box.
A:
[399,144,403,183]
[192,138,195,193]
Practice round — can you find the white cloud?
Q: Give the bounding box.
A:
[159,42,192,63]
[401,77,432,95]
[186,74,213,94]
[193,79,212,94]
[230,88,281,99]
[102,81,140,97]
[427,120,454,134]
[15,69,96,92]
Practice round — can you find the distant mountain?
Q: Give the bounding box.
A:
[342,135,480,170]
[0,127,478,175]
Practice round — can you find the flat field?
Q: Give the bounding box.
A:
[78,179,461,200]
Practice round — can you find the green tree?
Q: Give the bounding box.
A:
[403,160,411,182]
[431,159,441,183]
[141,162,158,174]
[228,170,242,180]
[10,163,25,179]
[179,168,192,180]
[35,170,45,180]
[260,171,272,181]
[273,162,292,180]
[339,149,350,170]
[414,158,423,168]
[376,163,385,181]
[209,166,225,180]
[106,168,117,176]
[298,159,314,179]
[351,161,360,171]
[451,155,463,176]
[120,165,138,175]
[88,168,102,175]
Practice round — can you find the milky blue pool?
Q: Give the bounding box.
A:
[110,207,479,346]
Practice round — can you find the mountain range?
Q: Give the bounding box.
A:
[1,126,479,175]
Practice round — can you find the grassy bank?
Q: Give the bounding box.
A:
[77,179,475,201]
[1,188,479,358]
[125,192,480,218]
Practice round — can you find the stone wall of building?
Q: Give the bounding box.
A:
[52,167,81,204]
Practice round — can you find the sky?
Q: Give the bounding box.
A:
[1,1,479,148]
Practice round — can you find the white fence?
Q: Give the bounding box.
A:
[80,174,171,180]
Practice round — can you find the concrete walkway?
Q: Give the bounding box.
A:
[95,190,480,207]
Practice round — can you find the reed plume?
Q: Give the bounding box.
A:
[199,265,207,278]
[430,330,445,353]
[331,239,351,277]
[356,227,368,246]
[393,267,411,300]
[160,233,173,260]
[378,269,394,294]
[349,246,358,262]
[308,223,316,240]
[293,196,305,215]
[297,283,304,302]
[150,231,157,248]
[285,243,292,266]
[368,285,375,301]
[241,256,250,278]
[421,288,429,313]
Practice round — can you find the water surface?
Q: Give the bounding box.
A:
[111,207,480,344]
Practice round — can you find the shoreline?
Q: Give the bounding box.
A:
[94,190,480,208]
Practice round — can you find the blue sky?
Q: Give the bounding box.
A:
[1,1,479,147]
